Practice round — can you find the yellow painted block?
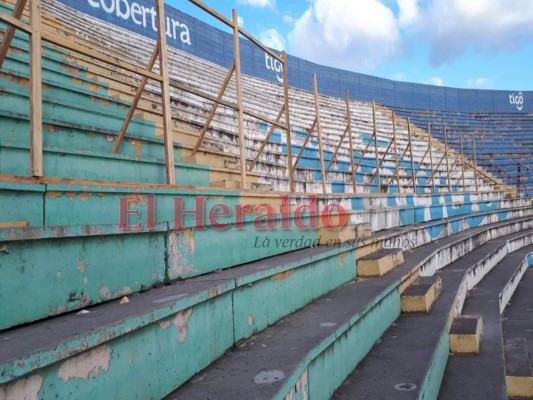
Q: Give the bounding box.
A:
[449,316,483,354]
[358,249,404,277]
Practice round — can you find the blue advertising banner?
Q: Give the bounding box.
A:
[57,0,531,113]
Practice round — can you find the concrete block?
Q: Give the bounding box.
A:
[358,248,404,277]
[401,276,442,314]
[449,315,483,354]
[505,337,533,398]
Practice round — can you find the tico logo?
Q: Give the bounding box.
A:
[265,53,283,83]
[509,92,524,111]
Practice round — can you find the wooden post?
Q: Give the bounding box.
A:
[248,105,284,171]
[114,43,160,154]
[407,118,416,193]
[372,101,381,193]
[428,123,435,193]
[156,0,176,185]
[191,62,235,155]
[233,9,247,189]
[313,74,327,194]
[282,51,294,192]
[444,126,452,192]
[459,131,466,191]
[472,133,479,193]
[30,0,43,177]
[345,91,357,193]
[0,0,28,69]
[392,111,400,193]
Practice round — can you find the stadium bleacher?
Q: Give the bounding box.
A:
[0,1,532,399]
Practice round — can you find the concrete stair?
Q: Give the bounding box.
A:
[334,227,533,400]
[439,244,533,399]
[401,276,442,313]
[505,338,533,398]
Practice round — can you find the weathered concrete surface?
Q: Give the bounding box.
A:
[333,230,533,400]
[169,221,533,399]
[439,247,533,399]
[503,268,533,398]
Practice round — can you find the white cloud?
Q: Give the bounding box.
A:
[398,0,419,27]
[237,16,245,27]
[237,0,275,9]
[466,77,493,88]
[259,28,286,51]
[287,0,401,70]
[283,14,295,24]
[429,76,444,86]
[419,0,533,65]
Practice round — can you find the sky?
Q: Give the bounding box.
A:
[167,0,533,91]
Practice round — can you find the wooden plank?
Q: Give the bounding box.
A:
[0,11,30,34]
[472,134,479,192]
[444,126,452,192]
[325,125,349,174]
[156,0,176,185]
[459,131,466,191]
[313,74,327,194]
[113,43,160,154]
[345,90,357,193]
[170,79,285,129]
[392,111,401,192]
[282,51,294,192]
[0,0,28,68]
[233,9,247,189]
[41,31,163,82]
[30,0,43,177]
[293,118,317,169]
[407,118,416,193]
[372,101,381,193]
[248,105,284,172]
[191,62,235,155]
[0,221,29,229]
[428,123,436,192]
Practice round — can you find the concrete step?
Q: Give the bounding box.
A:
[449,315,483,354]
[505,338,533,398]
[401,276,442,313]
[503,267,533,399]
[318,223,372,245]
[358,248,404,277]
[439,246,533,399]
[333,229,533,400]
[0,243,358,398]
[169,219,533,399]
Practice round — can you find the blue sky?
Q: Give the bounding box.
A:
[167,0,533,91]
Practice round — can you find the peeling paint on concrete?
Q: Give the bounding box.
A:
[248,314,255,326]
[77,259,86,273]
[45,192,63,199]
[159,320,171,330]
[99,287,111,300]
[284,369,308,400]
[116,287,132,297]
[339,252,347,270]
[272,270,295,281]
[173,308,193,343]
[0,374,43,400]
[58,345,112,382]
[128,353,134,366]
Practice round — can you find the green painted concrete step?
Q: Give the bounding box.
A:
[168,220,533,399]
[334,229,533,400]
[0,243,357,399]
